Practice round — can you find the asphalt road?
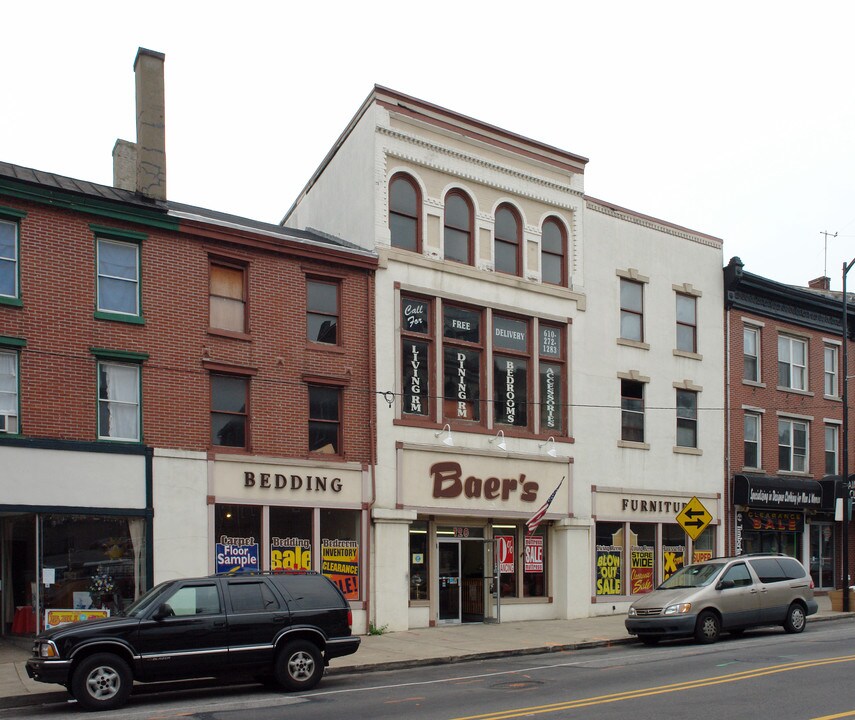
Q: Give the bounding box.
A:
[6,621,855,719]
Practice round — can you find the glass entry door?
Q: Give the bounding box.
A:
[810,522,835,589]
[438,539,461,623]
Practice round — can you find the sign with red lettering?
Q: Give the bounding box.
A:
[524,535,543,573]
[630,546,654,594]
[497,535,515,574]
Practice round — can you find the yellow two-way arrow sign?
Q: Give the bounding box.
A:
[676,496,712,541]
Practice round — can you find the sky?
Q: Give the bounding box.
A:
[3,1,854,289]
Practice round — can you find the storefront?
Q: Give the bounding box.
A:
[207,455,369,623]
[592,487,720,601]
[0,441,151,635]
[393,444,570,627]
[732,474,822,573]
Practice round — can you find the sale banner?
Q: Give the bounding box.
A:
[524,535,543,573]
[596,546,622,596]
[496,535,515,574]
[630,546,654,594]
[45,608,110,629]
[321,540,359,600]
[270,538,311,571]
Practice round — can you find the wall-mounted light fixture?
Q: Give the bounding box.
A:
[539,436,557,457]
[488,429,507,451]
[435,423,454,447]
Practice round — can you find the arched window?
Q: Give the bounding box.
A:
[444,190,473,265]
[389,174,420,252]
[541,217,566,286]
[494,204,521,276]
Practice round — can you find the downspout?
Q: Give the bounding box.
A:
[724,306,732,556]
[364,268,377,630]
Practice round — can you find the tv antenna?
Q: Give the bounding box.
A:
[821,230,837,278]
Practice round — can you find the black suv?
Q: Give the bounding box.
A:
[26,571,360,711]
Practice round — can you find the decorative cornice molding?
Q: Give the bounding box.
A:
[587,199,720,249]
[727,289,842,334]
[380,126,584,206]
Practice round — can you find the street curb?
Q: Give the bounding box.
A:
[2,612,852,711]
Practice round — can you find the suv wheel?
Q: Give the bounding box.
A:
[71,653,132,711]
[275,640,323,691]
[694,611,721,643]
[783,603,807,634]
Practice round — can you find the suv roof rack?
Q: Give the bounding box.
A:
[210,569,321,577]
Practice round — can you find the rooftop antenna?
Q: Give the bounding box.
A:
[821,231,838,278]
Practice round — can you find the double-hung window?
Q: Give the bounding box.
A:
[778,418,807,472]
[94,226,145,321]
[676,389,698,448]
[620,279,644,342]
[493,315,529,429]
[541,218,566,286]
[98,362,141,441]
[825,425,839,475]
[744,413,760,468]
[743,326,760,382]
[675,294,697,352]
[444,191,473,265]
[211,374,248,448]
[494,204,521,276]
[0,208,25,304]
[308,384,341,454]
[307,279,339,345]
[210,261,246,333]
[0,346,20,434]
[621,379,644,443]
[389,174,420,252]
[824,345,839,398]
[778,335,807,391]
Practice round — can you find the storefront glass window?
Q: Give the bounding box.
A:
[595,522,623,596]
[269,507,312,571]
[523,528,547,597]
[662,524,686,581]
[629,524,655,594]
[738,510,801,557]
[494,526,517,598]
[320,509,360,601]
[692,526,715,563]
[41,514,147,614]
[409,521,429,601]
[214,504,261,573]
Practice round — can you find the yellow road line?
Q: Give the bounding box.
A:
[451,654,855,720]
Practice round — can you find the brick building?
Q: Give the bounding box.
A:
[724,256,855,592]
[0,49,377,635]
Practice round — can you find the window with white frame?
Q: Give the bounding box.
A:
[0,349,19,433]
[825,425,839,476]
[824,345,839,398]
[744,413,760,468]
[98,362,140,441]
[0,217,19,301]
[743,326,760,382]
[778,418,807,472]
[778,335,807,391]
[621,379,644,442]
[676,389,698,448]
[675,294,697,353]
[620,279,644,342]
[97,236,140,317]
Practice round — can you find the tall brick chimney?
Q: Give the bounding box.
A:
[113,48,166,200]
[808,276,831,290]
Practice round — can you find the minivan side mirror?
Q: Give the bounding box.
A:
[716,579,735,591]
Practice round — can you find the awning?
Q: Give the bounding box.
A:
[818,475,855,512]
[733,474,822,510]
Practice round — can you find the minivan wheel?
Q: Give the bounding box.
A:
[694,611,721,643]
[275,640,324,691]
[70,653,132,711]
[783,603,807,634]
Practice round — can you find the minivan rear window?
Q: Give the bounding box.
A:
[748,558,788,583]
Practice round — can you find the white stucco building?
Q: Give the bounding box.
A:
[284,87,724,630]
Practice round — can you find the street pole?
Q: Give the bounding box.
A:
[843,258,854,611]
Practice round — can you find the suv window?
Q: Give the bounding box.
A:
[721,562,753,587]
[228,580,280,612]
[748,558,788,583]
[270,574,346,609]
[167,584,222,616]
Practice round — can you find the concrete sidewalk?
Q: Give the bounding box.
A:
[1,595,851,709]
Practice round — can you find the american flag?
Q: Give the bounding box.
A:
[526,476,565,535]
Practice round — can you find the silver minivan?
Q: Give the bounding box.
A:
[625,554,818,645]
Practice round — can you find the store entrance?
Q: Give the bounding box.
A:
[438,539,490,624]
[1,514,38,635]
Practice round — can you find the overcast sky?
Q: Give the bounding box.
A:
[3,1,853,289]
